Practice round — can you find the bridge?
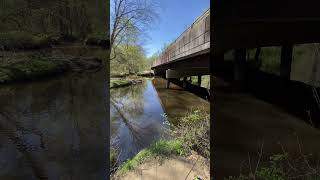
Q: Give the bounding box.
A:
[151,1,320,91]
[151,9,210,88]
[211,0,320,179]
[151,3,320,177]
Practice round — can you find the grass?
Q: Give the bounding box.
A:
[114,108,209,176]
[0,58,68,83]
[116,139,185,176]
[110,79,132,88]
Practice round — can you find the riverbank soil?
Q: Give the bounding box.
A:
[213,77,320,178]
[117,153,209,180]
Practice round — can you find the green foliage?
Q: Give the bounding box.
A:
[259,47,281,75]
[189,75,210,89]
[0,58,68,83]
[254,154,287,180]
[226,152,320,180]
[85,33,109,47]
[111,45,149,75]
[117,140,185,176]
[110,79,132,88]
[0,31,51,50]
[0,0,108,42]
[174,108,210,158]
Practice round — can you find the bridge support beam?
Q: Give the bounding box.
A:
[183,77,188,89]
[280,44,293,80]
[166,69,180,89]
[166,79,171,88]
[234,48,247,90]
[198,75,202,86]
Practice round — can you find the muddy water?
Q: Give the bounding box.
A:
[0,70,108,179]
[110,78,209,165]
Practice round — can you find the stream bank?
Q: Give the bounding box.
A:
[0,44,107,84]
[110,78,210,179]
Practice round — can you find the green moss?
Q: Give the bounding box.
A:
[117,140,185,176]
[0,58,68,83]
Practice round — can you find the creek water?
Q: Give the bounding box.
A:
[0,70,108,179]
[110,78,209,165]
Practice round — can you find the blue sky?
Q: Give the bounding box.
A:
[144,0,210,57]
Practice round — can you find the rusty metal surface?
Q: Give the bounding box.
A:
[152,9,210,68]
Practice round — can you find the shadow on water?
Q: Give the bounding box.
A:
[0,70,107,179]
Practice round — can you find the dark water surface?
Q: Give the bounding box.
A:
[110,78,209,164]
[0,70,108,180]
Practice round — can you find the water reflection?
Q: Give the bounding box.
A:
[0,70,107,179]
[110,78,209,165]
[110,80,168,164]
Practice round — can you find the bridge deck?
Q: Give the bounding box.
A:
[152,9,210,68]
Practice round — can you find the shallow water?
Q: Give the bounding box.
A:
[110,78,209,164]
[0,70,108,179]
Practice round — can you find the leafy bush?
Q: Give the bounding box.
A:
[173,108,210,158]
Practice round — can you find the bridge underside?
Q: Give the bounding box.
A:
[213,1,320,178]
[213,0,320,53]
[151,51,210,78]
[214,20,320,54]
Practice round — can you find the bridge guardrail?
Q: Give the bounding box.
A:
[152,9,210,68]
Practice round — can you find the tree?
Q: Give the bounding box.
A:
[110,0,159,60]
[0,0,107,39]
[111,44,148,74]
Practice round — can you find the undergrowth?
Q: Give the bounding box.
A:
[116,139,185,176]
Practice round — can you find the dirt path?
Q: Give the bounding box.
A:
[114,153,210,180]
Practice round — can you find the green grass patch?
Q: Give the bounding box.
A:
[110,79,132,88]
[116,139,185,176]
